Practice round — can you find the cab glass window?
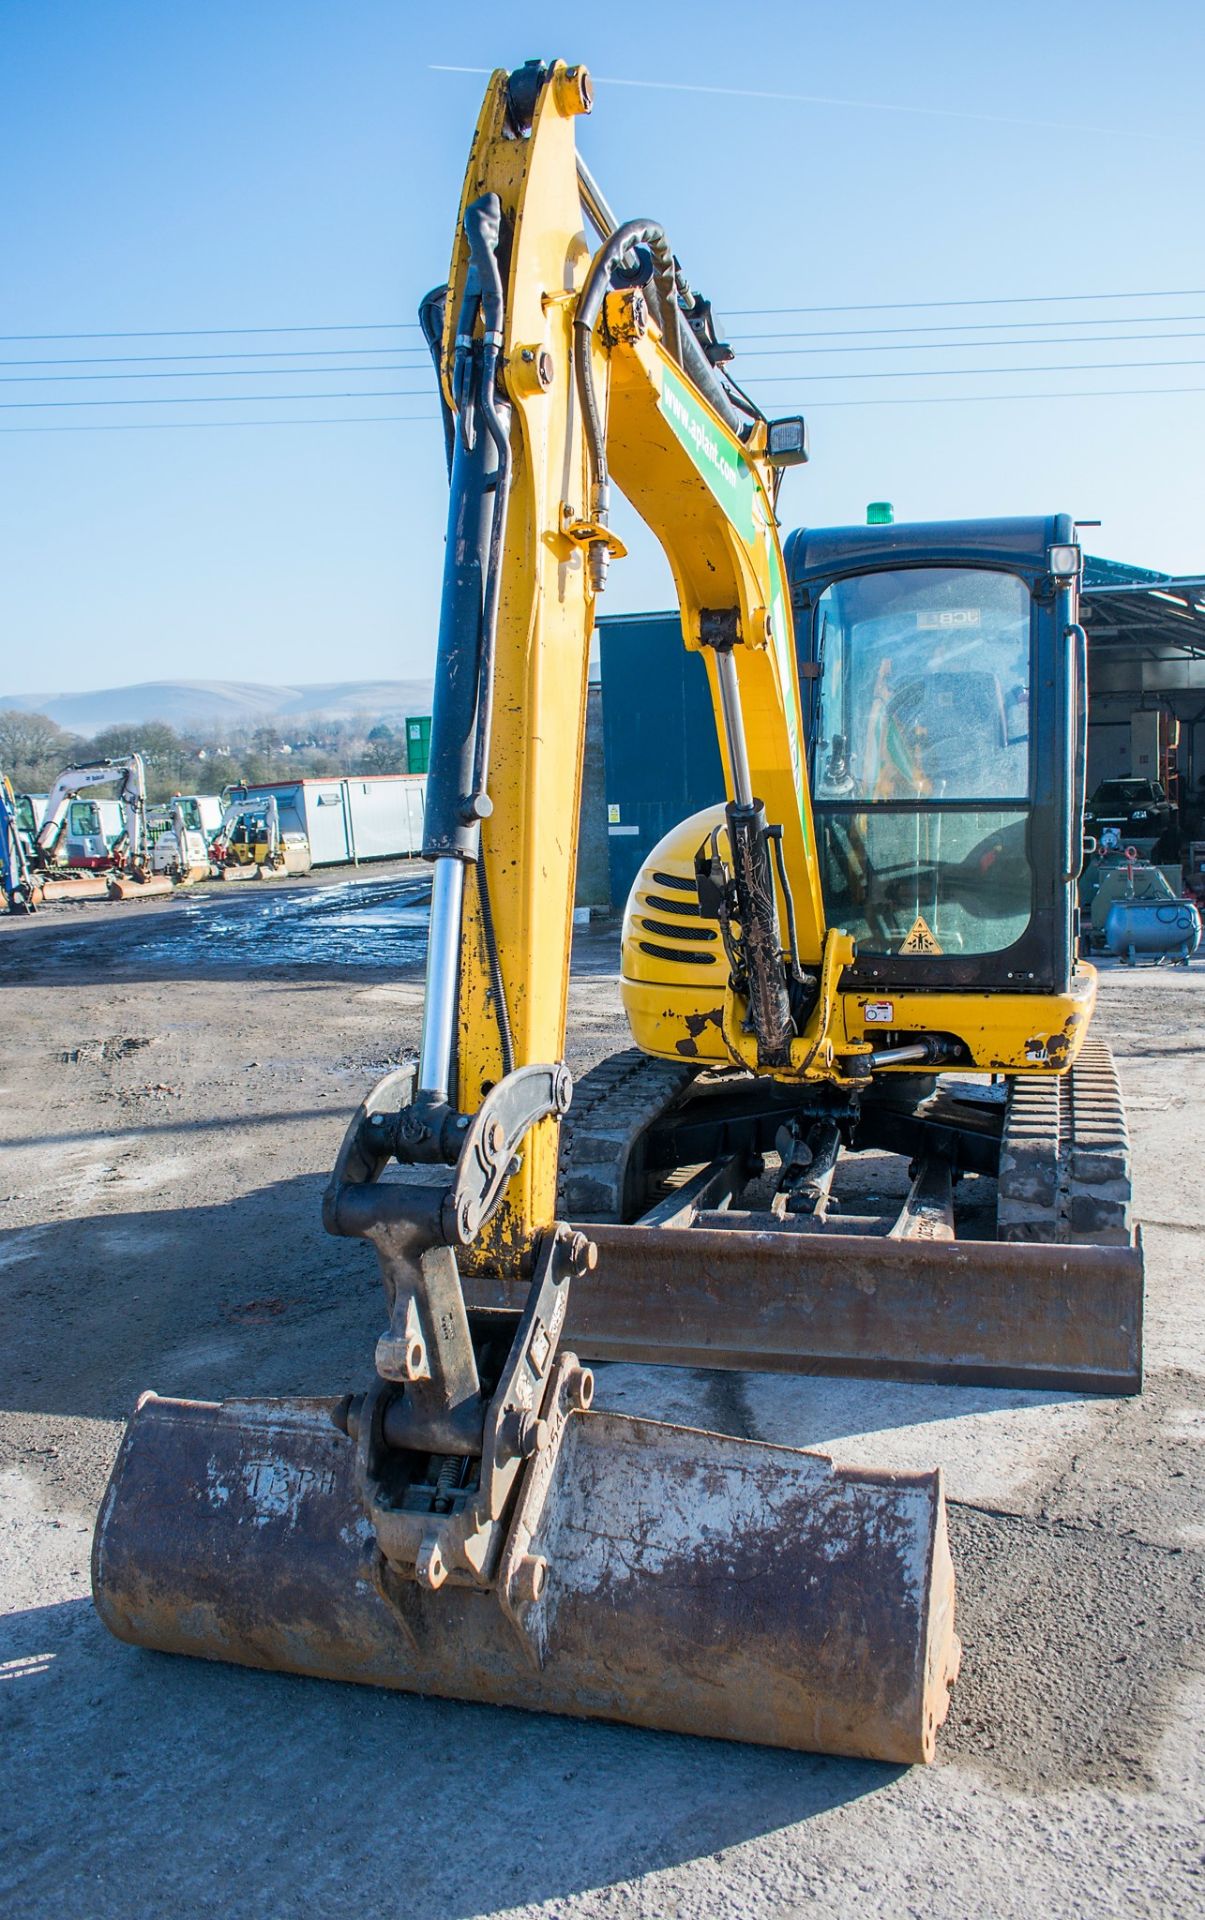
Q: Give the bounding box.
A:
[68,800,102,835]
[810,567,1034,958]
[813,568,1031,803]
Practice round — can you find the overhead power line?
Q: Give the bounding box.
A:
[0,346,431,369]
[723,288,1205,317]
[742,355,1205,384]
[794,384,1205,410]
[4,386,1204,433]
[0,322,420,343]
[726,311,1205,343]
[0,389,430,410]
[737,329,1205,361]
[7,290,1205,346]
[0,365,423,385]
[0,414,438,434]
[7,353,1205,408]
[429,64,1143,140]
[6,324,1205,377]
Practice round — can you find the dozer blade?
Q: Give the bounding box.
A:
[38,873,111,901]
[107,873,174,901]
[93,1390,959,1764]
[465,1224,1144,1394]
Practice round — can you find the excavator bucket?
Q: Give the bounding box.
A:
[94,1388,959,1763]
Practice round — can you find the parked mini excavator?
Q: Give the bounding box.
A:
[1,769,37,912]
[93,61,1142,1765]
[211,789,312,878]
[30,755,173,901]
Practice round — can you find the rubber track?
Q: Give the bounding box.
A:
[558,1049,697,1222]
[997,1037,1132,1246]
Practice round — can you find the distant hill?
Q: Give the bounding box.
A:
[0,678,435,736]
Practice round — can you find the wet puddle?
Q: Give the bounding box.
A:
[11,873,433,973]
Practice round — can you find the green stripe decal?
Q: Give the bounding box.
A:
[766,538,807,831]
[658,362,755,537]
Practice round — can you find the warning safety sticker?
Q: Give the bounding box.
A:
[900,915,943,955]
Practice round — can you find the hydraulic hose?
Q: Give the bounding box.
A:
[476,848,515,1078]
[573,219,753,563]
[573,219,680,545]
[419,285,455,480]
[419,194,516,1088]
[462,193,513,816]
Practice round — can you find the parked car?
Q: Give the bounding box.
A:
[1085,778,1174,847]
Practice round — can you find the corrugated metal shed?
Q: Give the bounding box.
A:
[597,613,722,907]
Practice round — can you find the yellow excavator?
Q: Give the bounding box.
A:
[92,61,1142,1765]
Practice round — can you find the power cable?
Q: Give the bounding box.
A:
[7,312,1205,368]
[723,288,1205,317]
[764,383,1205,409]
[735,329,1205,361]
[740,355,1205,384]
[7,354,1205,404]
[0,346,431,369]
[0,365,423,385]
[7,290,1205,345]
[0,414,438,433]
[6,324,1204,376]
[4,385,1204,432]
[726,312,1205,344]
[0,389,430,410]
[0,323,420,343]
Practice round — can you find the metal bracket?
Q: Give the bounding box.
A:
[317,1028,593,1635]
[496,1347,595,1666]
[559,502,628,559]
[446,1062,573,1244]
[356,1226,594,1594]
[324,1060,572,1247]
[698,607,741,652]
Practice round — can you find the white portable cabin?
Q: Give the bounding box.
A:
[235,775,427,867]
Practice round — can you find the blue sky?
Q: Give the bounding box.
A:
[2,0,1202,698]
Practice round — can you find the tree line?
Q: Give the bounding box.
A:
[0,709,418,803]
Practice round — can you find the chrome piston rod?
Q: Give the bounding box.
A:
[417,856,465,1101]
[715,648,754,806]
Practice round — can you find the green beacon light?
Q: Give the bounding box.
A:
[866,501,894,526]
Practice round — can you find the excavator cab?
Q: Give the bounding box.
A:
[788,517,1085,989]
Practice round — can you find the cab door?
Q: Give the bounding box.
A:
[804,563,1073,993]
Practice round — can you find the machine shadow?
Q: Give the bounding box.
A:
[595,1361,1090,1454]
[0,1594,900,1918]
[0,1175,385,1423]
[0,1176,1094,1447]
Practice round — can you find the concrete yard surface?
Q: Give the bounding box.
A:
[0,875,1203,1919]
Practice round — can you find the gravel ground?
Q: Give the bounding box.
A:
[1,870,1202,1919]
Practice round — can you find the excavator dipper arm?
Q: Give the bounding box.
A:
[92,61,960,1763]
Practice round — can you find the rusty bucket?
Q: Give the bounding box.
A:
[93,1389,959,1764]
